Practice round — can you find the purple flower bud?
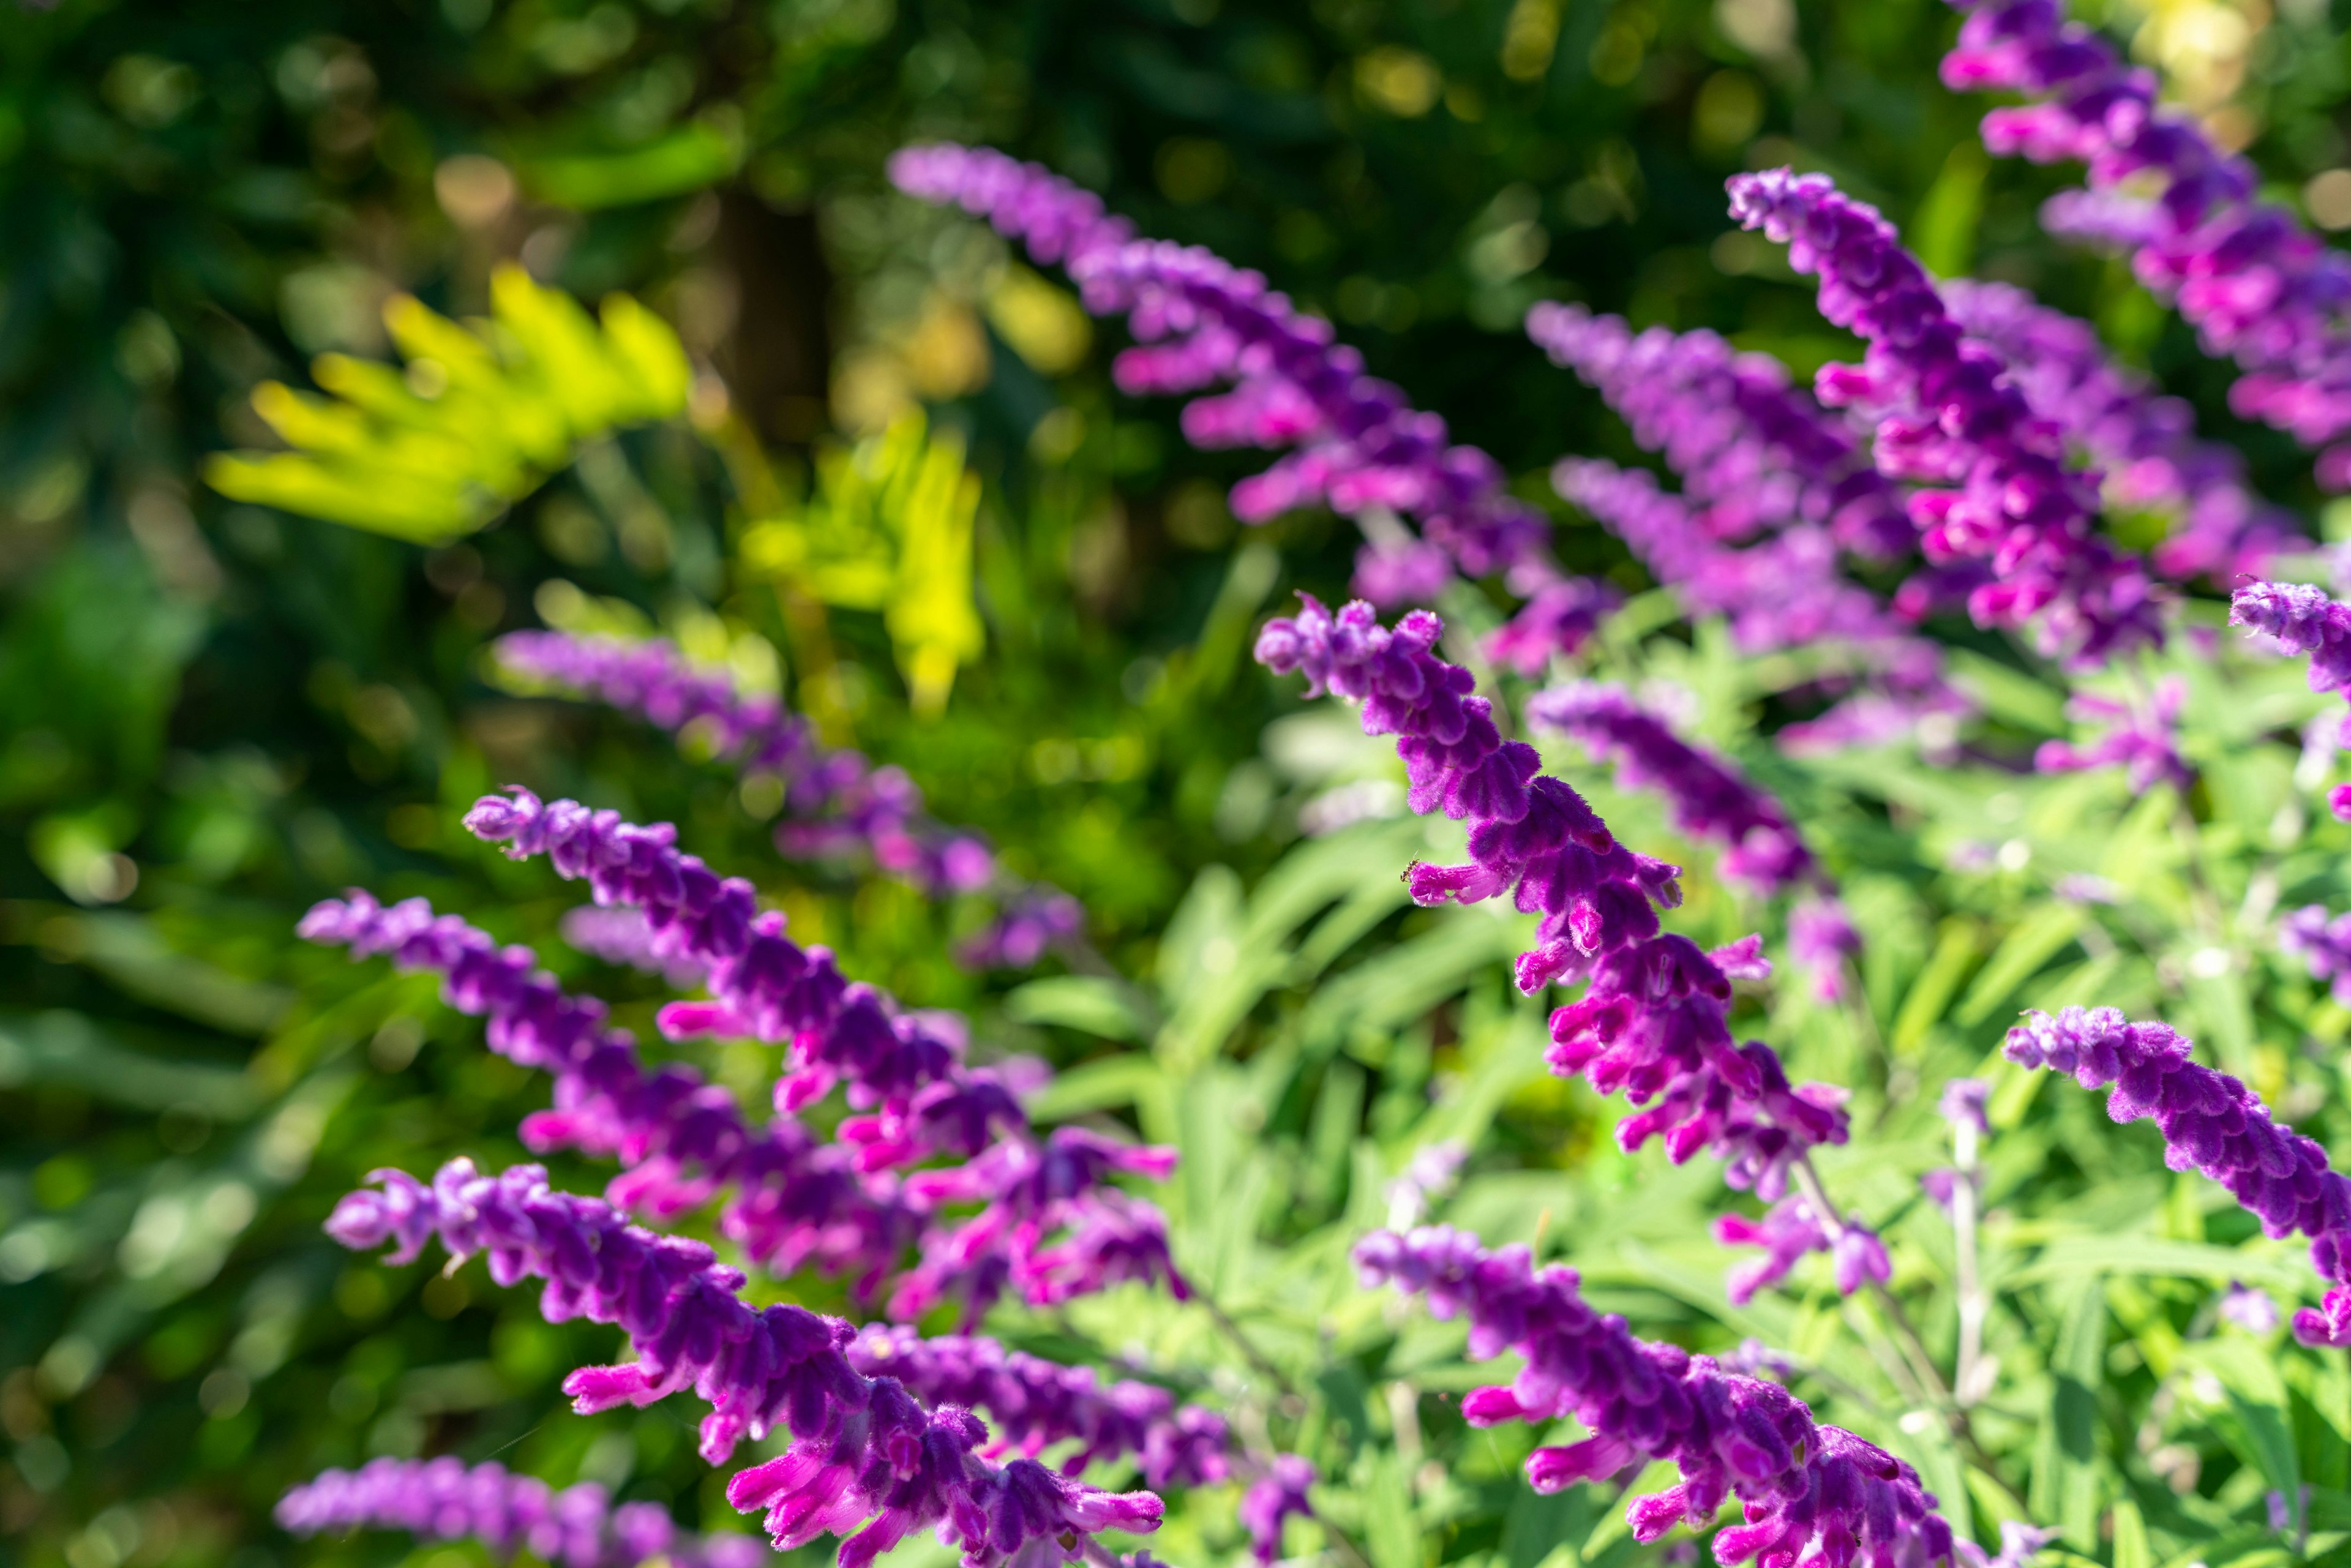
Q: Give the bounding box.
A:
[2219,1282,2281,1335]
[1237,1455,1316,1566]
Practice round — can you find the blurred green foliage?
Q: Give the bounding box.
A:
[15,5,2351,1568]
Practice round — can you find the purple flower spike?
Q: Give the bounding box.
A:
[324,1159,1164,1566]
[277,1458,771,1568]
[1727,168,2161,667]
[1549,457,1911,659]
[2003,1008,2351,1343]
[1942,0,2351,484]
[1256,596,1849,1199]
[1525,681,1819,899]
[498,630,1081,969]
[1940,280,2300,581]
[302,888,1176,1322]
[1354,1226,1956,1566]
[2032,677,2191,793]
[888,143,1549,594]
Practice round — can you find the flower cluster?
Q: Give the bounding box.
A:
[1941,0,2351,481]
[1712,1197,1892,1306]
[497,630,1077,970]
[2004,1008,2351,1346]
[1728,168,2160,666]
[1253,595,1848,1198]
[323,1160,1166,1566]
[300,887,1176,1322]
[1939,280,2298,580]
[277,1458,768,1568]
[1354,1226,1955,1567]
[2031,677,2191,793]
[887,142,1548,596]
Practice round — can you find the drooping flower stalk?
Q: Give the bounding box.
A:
[497,629,1077,970]
[277,1458,770,1568]
[1727,168,2161,666]
[1941,0,2351,482]
[887,143,1549,598]
[2031,676,2191,792]
[1253,596,1848,1199]
[323,1159,1164,1567]
[301,890,1177,1321]
[2228,580,2351,820]
[1938,280,2299,580]
[1354,1226,1955,1567]
[2003,1007,2351,1346]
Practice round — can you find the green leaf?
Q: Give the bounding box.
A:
[1003,975,1148,1041]
[2112,1496,2151,1568]
[1955,904,2083,1027]
[1363,1449,1422,1568]
[2028,1276,2105,1548]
